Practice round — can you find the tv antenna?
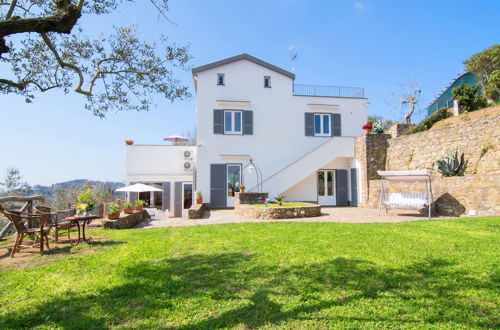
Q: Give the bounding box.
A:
[289,44,297,72]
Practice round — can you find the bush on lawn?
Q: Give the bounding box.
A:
[404,107,451,135]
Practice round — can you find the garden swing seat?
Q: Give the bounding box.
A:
[377,170,434,219]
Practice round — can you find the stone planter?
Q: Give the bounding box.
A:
[235,203,321,220]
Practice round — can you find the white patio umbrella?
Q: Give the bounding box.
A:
[116,183,162,193]
[163,134,190,143]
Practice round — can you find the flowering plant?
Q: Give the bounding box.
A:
[135,199,145,207]
[108,203,120,214]
[362,123,373,129]
[123,201,133,209]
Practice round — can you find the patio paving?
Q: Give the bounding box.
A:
[137,207,452,228]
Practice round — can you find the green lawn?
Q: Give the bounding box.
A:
[252,201,313,207]
[0,217,499,329]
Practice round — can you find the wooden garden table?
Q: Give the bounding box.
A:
[61,215,99,245]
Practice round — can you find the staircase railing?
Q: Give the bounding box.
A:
[248,137,335,192]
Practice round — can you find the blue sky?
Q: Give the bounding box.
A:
[1,0,499,185]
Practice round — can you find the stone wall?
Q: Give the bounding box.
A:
[102,210,150,229]
[355,134,391,206]
[235,192,269,205]
[355,113,499,216]
[386,115,499,174]
[387,123,412,138]
[235,204,321,220]
[368,174,500,216]
[188,203,207,219]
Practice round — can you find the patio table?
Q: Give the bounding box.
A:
[61,215,99,245]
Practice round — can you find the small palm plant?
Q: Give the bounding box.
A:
[433,150,468,176]
[275,195,286,206]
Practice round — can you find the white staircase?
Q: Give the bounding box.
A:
[256,137,355,196]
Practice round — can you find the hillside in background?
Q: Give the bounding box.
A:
[28,180,125,198]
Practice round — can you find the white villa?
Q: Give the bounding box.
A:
[126,54,368,217]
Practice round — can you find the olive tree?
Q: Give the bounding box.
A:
[0,1,191,117]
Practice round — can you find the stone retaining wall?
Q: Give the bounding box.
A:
[386,115,499,174]
[356,113,499,216]
[368,174,499,217]
[188,203,207,219]
[102,210,150,229]
[235,204,321,220]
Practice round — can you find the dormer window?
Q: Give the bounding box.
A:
[264,76,271,88]
[217,73,225,86]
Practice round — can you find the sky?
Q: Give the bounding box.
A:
[1,0,499,186]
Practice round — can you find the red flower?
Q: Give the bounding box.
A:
[362,123,373,129]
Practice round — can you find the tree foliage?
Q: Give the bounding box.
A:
[464,44,500,95]
[452,84,487,112]
[0,1,192,117]
[0,166,30,196]
[485,69,500,102]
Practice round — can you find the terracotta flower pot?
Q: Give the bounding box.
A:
[196,198,203,204]
[125,140,134,145]
[240,189,245,193]
[108,212,120,220]
[134,206,144,211]
[124,208,134,214]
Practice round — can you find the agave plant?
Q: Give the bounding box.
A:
[274,195,286,206]
[433,150,468,176]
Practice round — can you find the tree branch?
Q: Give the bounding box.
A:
[0,78,61,92]
[40,32,89,96]
[5,0,18,19]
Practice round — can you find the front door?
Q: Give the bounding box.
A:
[317,170,335,205]
[226,164,242,207]
[181,183,193,218]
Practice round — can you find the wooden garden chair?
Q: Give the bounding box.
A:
[0,205,52,257]
[35,205,72,243]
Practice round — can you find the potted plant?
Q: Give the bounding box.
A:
[239,184,246,193]
[196,191,203,204]
[362,123,373,134]
[108,203,120,220]
[125,140,134,145]
[135,199,145,211]
[123,201,134,214]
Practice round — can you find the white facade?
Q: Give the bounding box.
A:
[125,145,196,217]
[193,54,368,207]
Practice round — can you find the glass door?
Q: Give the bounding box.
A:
[317,170,335,205]
[227,164,242,207]
[182,183,193,218]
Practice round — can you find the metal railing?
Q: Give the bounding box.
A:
[293,84,364,98]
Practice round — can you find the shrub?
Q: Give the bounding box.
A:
[275,195,286,206]
[452,84,487,112]
[108,203,120,214]
[77,188,95,211]
[404,107,451,135]
[485,69,500,102]
[433,150,468,177]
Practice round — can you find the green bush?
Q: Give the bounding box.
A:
[452,84,487,112]
[77,188,96,211]
[404,107,451,135]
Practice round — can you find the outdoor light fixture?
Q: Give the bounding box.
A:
[243,158,262,192]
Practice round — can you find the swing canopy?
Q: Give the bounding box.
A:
[377,170,432,182]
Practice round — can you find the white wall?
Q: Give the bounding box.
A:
[126,145,196,177]
[194,58,368,204]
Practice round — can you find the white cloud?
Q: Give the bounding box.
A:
[354,1,365,10]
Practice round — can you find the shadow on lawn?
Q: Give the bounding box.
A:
[1,253,497,328]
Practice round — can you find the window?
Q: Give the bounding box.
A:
[224,111,242,134]
[264,76,271,88]
[314,113,331,136]
[217,73,225,85]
